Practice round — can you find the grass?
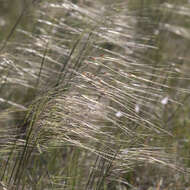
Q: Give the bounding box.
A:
[0,0,190,189]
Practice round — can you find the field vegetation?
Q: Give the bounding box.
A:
[0,0,190,189]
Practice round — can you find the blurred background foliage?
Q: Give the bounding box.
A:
[0,0,190,189]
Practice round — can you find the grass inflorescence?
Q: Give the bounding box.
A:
[0,0,190,189]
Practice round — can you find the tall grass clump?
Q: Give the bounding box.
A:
[0,0,190,189]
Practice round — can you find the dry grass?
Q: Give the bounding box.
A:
[0,0,190,189]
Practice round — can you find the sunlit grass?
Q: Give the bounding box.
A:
[0,0,190,189]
